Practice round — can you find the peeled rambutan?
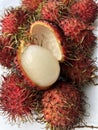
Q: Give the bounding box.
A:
[71,0,98,23]
[22,0,43,11]
[60,17,89,41]
[1,8,28,35]
[61,56,97,86]
[16,42,60,89]
[0,73,35,122]
[42,81,85,129]
[41,1,68,22]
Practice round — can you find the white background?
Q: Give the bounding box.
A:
[0,0,98,130]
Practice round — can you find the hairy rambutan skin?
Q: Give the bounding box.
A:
[71,0,98,23]
[42,82,85,128]
[60,18,90,41]
[0,35,16,68]
[0,47,16,68]
[41,1,68,22]
[61,0,75,6]
[22,0,43,11]
[61,57,97,86]
[1,8,29,35]
[76,31,97,51]
[1,13,18,34]
[0,74,35,122]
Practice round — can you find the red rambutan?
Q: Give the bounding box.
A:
[71,0,98,23]
[77,31,97,51]
[0,35,13,47]
[60,17,89,41]
[0,46,16,68]
[61,0,75,6]
[0,73,35,122]
[22,0,43,11]
[61,56,97,86]
[41,1,67,22]
[42,81,85,129]
[1,8,28,35]
[1,13,18,34]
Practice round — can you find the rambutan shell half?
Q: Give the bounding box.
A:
[17,43,60,90]
[30,21,66,62]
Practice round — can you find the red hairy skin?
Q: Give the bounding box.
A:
[1,13,18,34]
[22,0,43,11]
[1,8,29,35]
[41,1,68,22]
[61,56,97,86]
[71,0,98,23]
[76,31,97,51]
[0,47,16,68]
[0,36,16,68]
[61,0,75,6]
[60,18,90,41]
[42,81,85,129]
[0,73,36,123]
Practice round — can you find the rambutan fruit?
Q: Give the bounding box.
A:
[0,35,16,68]
[60,17,90,41]
[1,13,18,35]
[41,1,68,22]
[30,20,66,61]
[42,81,85,129]
[76,31,97,51]
[0,47,16,68]
[17,42,60,90]
[61,56,97,86]
[22,0,43,11]
[1,8,28,35]
[0,73,35,122]
[61,0,75,6]
[71,0,98,23]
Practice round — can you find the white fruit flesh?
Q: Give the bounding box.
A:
[20,45,60,88]
[30,21,64,61]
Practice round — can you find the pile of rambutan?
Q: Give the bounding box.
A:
[0,0,98,129]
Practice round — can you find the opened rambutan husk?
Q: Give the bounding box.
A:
[41,81,86,129]
[30,20,66,61]
[0,73,37,123]
[70,0,98,23]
